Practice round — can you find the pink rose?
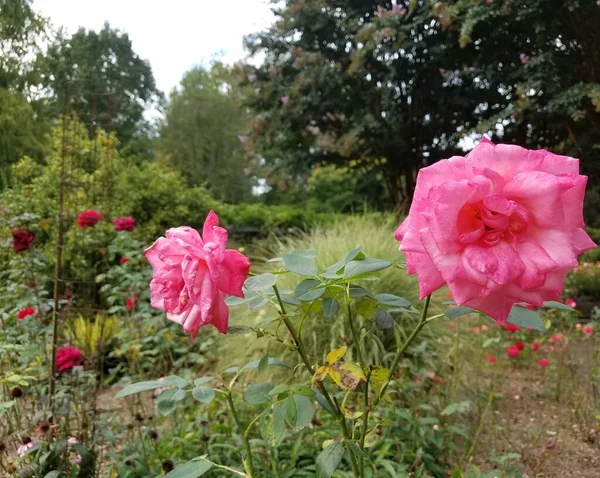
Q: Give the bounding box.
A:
[396,139,596,324]
[145,211,250,338]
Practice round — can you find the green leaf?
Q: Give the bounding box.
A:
[245,273,277,291]
[507,306,546,332]
[441,401,471,416]
[322,297,339,319]
[244,382,274,405]
[260,403,285,447]
[283,252,318,276]
[322,248,366,278]
[290,394,313,429]
[348,285,371,298]
[289,385,315,397]
[295,279,325,301]
[191,386,215,404]
[343,258,391,279]
[375,307,394,330]
[446,307,474,319]
[193,377,215,386]
[313,389,335,414]
[346,440,368,458]
[227,326,253,334]
[247,297,269,309]
[376,293,411,308]
[164,375,190,389]
[356,296,377,318]
[288,248,317,258]
[243,357,290,370]
[164,459,213,478]
[157,388,186,416]
[543,301,576,311]
[115,380,168,398]
[316,441,344,478]
[268,384,290,397]
[284,395,297,427]
[44,472,62,478]
[258,355,269,374]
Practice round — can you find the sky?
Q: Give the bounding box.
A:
[34,0,276,95]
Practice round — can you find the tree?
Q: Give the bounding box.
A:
[0,0,47,93]
[160,63,254,203]
[39,23,162,152]
[244,0,483,210]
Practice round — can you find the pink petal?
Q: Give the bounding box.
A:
[464,241,524,286]
[404,251,446,298]
[529,228,578,268]
[202,211,228,251]
[572,228,597,255]
[539,151,579,175]
[561,175,587,228]
[166,226,203,248]
[463,293,515,324]
[466,140,545,179]
[210,293,229,334]
[218,250,251,297]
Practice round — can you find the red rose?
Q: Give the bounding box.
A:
[506,345,520,358]
[485,354,497,364]
[515,341,525,351]
[532,342,540,352]
[120,256,129,265]
[505,323,519,333]
[539,358,549,368]
[56,345,84,371]
[113,217,135,232]
[17,307,36,320]
[11,229,35,252]
[125,296,138,311]
[77,210,103,228]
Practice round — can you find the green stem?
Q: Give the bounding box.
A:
[463,383,495,466]
[358,370,372,478]
[346,302,367,370]
[373,294,431,408]
[273,285,360,477]
[226,392,255,477]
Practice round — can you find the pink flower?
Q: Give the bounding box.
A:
[71,454,82,465]
[550,333,564,343]
[539,358,549,368]
[565,298,577,308]
[506,345,520,358]
[280,95,289,105]
[120,256,129,265]
[113,217,136,232]
[532,342,540,351]
[519,53,530,64]
[17,439,40,457]
[77,210,103,228]
[583,325,594,335]
[247,74,257,83]
[481,324,488,332]
[145,211,251,338]
[575,323,582,330]
[56,345,84,371]
[486,354,497,364]
[395,139,596,325]
[515,341,525,351]
[548,345,555,352]
[17,306,36,320]
[125,296,138,311]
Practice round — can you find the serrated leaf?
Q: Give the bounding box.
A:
[244,382,274,405]
[115,380,168,398]
[283,253,318,276]
[164,375,190,389]
[245,273,277,291]
[375,307,394,330]
[289,385,315,397]
[543,301,576,311]
[446,307,474,319]
[284,395,297,427]
[247,297,269,309]
[164,459,212,478]
[288,248,318,258]
[348,285,371,298]
[376,293,411,308]
[191,386,215,404]
[260,404,285,447]
[290,394,313,429]
[316,441,344,478]
[157,388,186,416]
[327,346,347,364]
[507,306,546,332]
[193,376,215,386]
[322,297,339,318]
[268,384,290,397]
[343,258,391,279]
[295,279,325,301]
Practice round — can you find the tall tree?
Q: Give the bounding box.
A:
[0,0,46,93]
[244,0,483,210]
[40,23,161,152]
[161,63,254,203]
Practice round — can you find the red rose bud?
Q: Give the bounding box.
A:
[77,210,103,228]
[11,229,35,252]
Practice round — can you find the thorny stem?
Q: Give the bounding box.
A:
[373,294,431,408]
[272,285,360,477]
[226,392,255,477]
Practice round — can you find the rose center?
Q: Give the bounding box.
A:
[457,193,529,246]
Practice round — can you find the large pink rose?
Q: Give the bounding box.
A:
[396,139,596,323]
[145,211,250,338]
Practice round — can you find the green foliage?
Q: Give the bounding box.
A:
[161,63,254,202]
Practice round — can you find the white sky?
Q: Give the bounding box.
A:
[34,0,275,95]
